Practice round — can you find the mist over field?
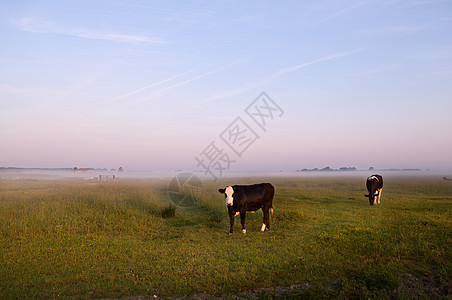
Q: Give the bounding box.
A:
[1,167,451,182]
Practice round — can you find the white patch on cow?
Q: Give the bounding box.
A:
[260,224,266,232]
[373,189,380,204]
[242,229,246,234]
[225,186,234,206]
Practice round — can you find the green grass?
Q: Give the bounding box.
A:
[0,176,450,299]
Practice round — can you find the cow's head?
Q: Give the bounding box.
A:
[218,186,234,206]
[364,190,379,205]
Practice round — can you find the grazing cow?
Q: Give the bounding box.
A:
[218,183,274,234]
[364,174,383,205]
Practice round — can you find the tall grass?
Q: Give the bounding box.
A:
[0,176,450,299]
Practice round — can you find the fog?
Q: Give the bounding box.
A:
[1,168,451,183]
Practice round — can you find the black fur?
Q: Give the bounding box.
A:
[364,174,383,205]
[219,183,274,233]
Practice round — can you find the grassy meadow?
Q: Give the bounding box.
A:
[0,175,451,299]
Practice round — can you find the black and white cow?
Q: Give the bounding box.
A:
[218,183,274,234]
[364,174,383,205]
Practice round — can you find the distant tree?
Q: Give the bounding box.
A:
[73,167,78,172]
[340,167,357,171]
[118,167,123,172]
[369,167,374,171]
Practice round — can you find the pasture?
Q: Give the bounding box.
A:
[0,175,450,299]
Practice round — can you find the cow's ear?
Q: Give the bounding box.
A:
[219,188,225,194]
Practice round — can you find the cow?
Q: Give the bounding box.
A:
[364,174,383,205]
[218,183,274,234]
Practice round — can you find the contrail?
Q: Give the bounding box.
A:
[102,69,196,104]
[121,61,240,106]
[310,0,373,27]
[269,48,366,79]
[206,48,366,102]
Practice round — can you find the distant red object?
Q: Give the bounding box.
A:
[76,168,93,172]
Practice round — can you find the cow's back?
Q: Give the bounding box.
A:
[233,183,274,210]
[234,183,273,195]
[367,174,383,190]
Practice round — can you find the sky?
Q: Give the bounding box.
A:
[1,0,452,173]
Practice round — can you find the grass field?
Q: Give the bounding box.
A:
[0,175,451,299]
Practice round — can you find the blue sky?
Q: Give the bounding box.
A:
[1,0,451,172]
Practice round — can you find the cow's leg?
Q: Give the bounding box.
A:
[265,209,270,230]
[261,207,270,231]
[369,190,374,205]
[240,212,246,234]
[228,207,235,233]
[229,214,234,233]
[377,188,382,204]
[260,208,267,232]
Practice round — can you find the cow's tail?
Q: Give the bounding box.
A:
[270,207,274,222]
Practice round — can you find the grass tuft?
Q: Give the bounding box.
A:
[161,204,176,218]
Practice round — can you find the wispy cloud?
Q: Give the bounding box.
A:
[116,61,241,106]
[309,0,374,26]
[409,0,452,5]
[206,48,366,102]
[411,67,452,79]
[13,17,164,44]
[269,48,366,79]
[348,63,399,77]
[102,70,197,104]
